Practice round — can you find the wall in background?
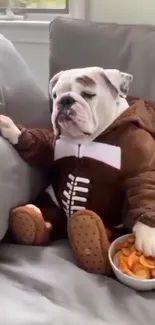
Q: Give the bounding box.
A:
[90,0,155,25]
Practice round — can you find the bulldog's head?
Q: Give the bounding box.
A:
[49,67,133,140]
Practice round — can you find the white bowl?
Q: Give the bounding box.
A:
[108,234,155,291]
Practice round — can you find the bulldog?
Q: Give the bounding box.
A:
[0,67,155,274]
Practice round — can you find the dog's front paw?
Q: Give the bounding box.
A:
[134,221,155,257]
[0,115,21,144]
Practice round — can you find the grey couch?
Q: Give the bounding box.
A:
[0,17,155,325]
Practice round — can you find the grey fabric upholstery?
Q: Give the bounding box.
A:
[0,241,154,325]
[0,35,49,239]
[50,18,155,102]
[0,34,50,127]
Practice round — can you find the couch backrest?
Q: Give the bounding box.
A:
[49,18,155,102]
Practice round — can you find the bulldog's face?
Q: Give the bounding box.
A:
[49,67,133,140]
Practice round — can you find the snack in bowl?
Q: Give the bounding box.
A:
[108,234,155,291]
[113,234,155,279]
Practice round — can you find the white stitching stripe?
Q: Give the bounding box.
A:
[75,177,90,184]
[62,174,90,218]
[67,183,72,190]
[71,206,86,212]
[69,174,74,181]
[71,196,87,202]
[62,200,68,209]
[63,191,70,199]
[73,187,89,193]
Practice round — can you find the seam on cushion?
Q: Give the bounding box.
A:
[49,17,155,33]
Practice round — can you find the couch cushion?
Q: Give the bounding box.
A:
[0,240,155,325]
[0,34,50,127]
[49,18,155,102]
[0,35,48,239]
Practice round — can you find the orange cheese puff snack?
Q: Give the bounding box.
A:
[140,256,155,269]
[122,248,131,256]
[134,269,150,279]
[112,235,155,279]
[127,235,135,243]
[119,259,128,272]
[132,263,150,279]
[151,269,155,278]
[124,269,135,277]
[113,251,121,266]
[132,263,145,273]
[128,251,139,269]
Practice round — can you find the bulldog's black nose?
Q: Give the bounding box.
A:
[60,96,76,113]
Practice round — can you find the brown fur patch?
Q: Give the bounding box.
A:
[76,75,96,87]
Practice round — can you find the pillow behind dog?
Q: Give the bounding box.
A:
[0,35,49,240]
[0,34,50,127]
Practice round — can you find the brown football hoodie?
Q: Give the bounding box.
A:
[14,99,155,233]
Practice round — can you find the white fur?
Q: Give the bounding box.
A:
[134,221,155,257]
[0,115,21,144]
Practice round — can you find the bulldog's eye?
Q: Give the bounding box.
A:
[53,92,57,99]
[81,91,96,99]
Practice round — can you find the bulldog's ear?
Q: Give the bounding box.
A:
[49,71,64,97]
[102,69,133,98]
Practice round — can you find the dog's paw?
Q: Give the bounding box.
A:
[0,115,21,144]
[134,221,155,257]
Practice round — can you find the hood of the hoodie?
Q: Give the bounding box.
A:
[97,98,155,139]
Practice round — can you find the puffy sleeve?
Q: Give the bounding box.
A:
[122,128,155,228]
[14,127,55,167]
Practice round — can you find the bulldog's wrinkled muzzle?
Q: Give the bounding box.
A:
[52,91,94,137]
[58,95,76,121]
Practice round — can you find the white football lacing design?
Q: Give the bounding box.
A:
[62,174,90,218]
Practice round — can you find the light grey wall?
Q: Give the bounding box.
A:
[90,0,155,24]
